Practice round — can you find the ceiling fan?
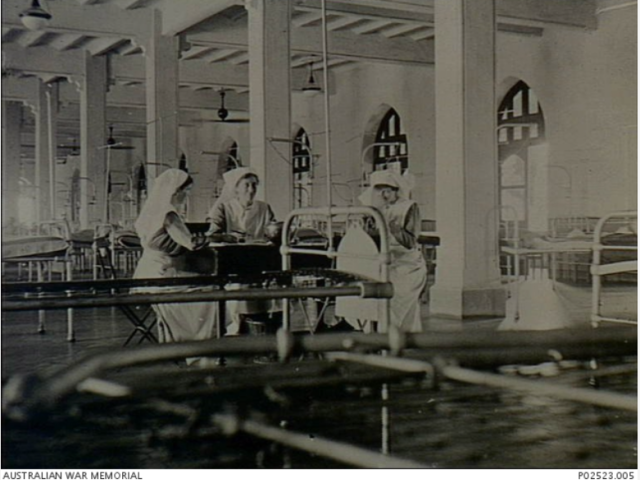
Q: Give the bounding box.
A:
[198,90,250,124]
[99,125,136,150]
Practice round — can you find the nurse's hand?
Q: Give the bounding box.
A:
[207,233,238,244]
[192,235,208,250]
[222,234,239,243]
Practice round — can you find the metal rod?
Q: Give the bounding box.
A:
[321,0,333,253]
[213,413,429,469]
[2,270,389,293]
[280,246,386,261]
[325,352,435,375]
[328,352,637,412]
[3,328,635,419]
[442,364,637,412]
[2,284,395,311]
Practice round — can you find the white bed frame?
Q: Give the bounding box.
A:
[591,211,637,327]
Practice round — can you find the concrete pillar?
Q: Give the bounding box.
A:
[78,52,108,229]
[145,9,179,183]
[2,101,22,229]
[247,0,293,219]
[430,0,505,318]
[34,80,55,223]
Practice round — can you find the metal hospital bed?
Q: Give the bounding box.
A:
[591,210,637,327]
[2,220,76,341]
[2,206,394,347]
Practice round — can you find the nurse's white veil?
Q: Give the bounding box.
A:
[358,170,414,206]
[135,168,190,244]
[212,166,260,207]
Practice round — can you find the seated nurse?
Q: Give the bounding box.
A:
[359,170,426,333]
[206,167,276,243]
[206,167,281,335]
[133,168,217,345]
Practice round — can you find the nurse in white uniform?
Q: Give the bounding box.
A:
[206,167,280,335]
[359,170,426,332]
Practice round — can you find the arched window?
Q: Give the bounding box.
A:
[497,80,545,151]
[293,128,312,208]
[226,142,241,171]
[374,108,408,173]
[497,81,546,227]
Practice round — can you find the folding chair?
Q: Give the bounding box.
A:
[94,235,158,346]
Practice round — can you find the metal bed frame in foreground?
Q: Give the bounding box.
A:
[1,269,394,344]
[591,210,638,327]
[2,327,636,468]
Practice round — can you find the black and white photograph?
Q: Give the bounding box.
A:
[0,0,637,471]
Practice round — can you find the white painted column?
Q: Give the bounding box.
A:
[47,83,59,221]
[2,101,22,229]
[34,81,51,223]
[430,0,505,318]
[78,52,108,229]
[145,9,179,183]
[247,0,293,219]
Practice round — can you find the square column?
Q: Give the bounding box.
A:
[78,52,107,229]
[145,9,179,182]
[34,80,56,223]
[247,0,293,219]
[430,0,505,318]
[2,101,22,229]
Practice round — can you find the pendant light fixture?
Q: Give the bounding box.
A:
[20,0,52,31]
[302,62,321,97]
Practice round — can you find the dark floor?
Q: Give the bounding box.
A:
[2,282,636,378]
[1,281,637,469]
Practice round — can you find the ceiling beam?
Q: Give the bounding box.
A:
[85,37,130,56]
[409,28,435,41]
[351,19,397,35]
[2,43,85,78]
[296,0,596,29]
[295,1,434,25]
[116,0,151,9]
[381,23,426,38]
[17,30,50,48]
[48,33,87,51]
[496,22,543,37]
[495,0,597,30]
[188,16,434,66]
[2,44,252,90]
[226,51,249,65]
[180,45,217,60]
[292,11,324,27]
[201,48,243,63]
[116,42,144,56]
[1,0,152,40]
[326,15,364,31]
[159,0,244,36]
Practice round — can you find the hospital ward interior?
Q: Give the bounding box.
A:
[0,0,637,470]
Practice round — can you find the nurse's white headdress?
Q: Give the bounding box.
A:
[214,166,260,205]
[135,168,191,242]
[358,170,414,206]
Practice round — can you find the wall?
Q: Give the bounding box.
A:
[291,62,436,220]
[184,121,250,221]
[186,6,635,226]
[497,4,637,219]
